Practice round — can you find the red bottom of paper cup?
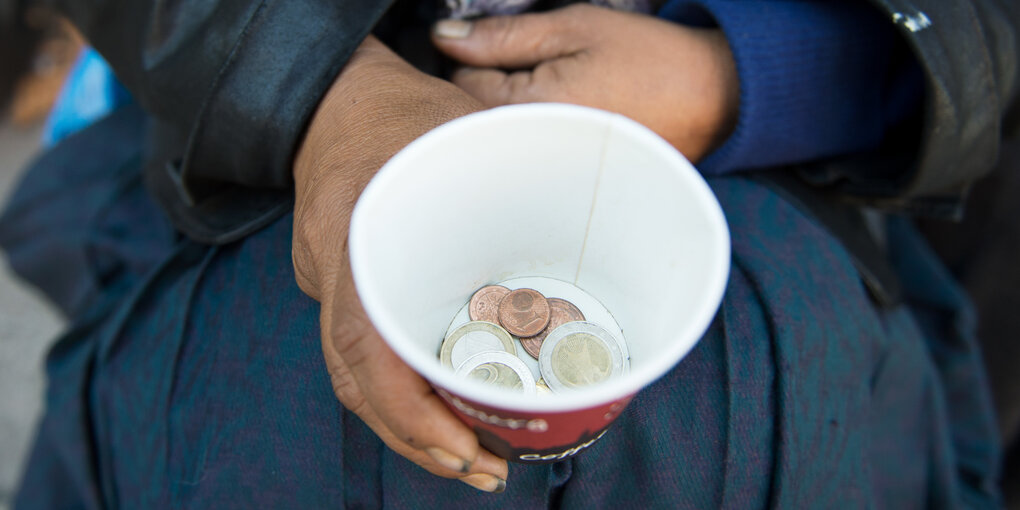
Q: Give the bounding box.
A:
[435,387,633,463]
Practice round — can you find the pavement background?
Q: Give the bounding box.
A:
[0,120,64,510]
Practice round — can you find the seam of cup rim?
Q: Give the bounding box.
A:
[573,117,613,286]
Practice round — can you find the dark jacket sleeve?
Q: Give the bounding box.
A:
[808,0,1019,218]
[39,0,395,243]
[658,0,922,178]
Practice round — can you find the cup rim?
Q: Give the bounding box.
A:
[349,103,730,413]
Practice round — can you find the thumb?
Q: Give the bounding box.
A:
[432,10,584,69]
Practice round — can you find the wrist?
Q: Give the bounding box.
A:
[660,0,903,174]
[705,29,739,154]
[293,37,403,191]
[649,23,738,161]
[294,37,481,195]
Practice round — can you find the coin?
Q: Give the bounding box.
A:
[538,321,627,392]
[440,321,517,370]
[535,378,553,396]
[547,298,585,321]
[455,351,536,395]
[497,288,551,337]
[468,285,510,323]
[521,297,586,359]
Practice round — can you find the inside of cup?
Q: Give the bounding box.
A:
[350,104,729,411]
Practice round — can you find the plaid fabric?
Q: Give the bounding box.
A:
[1,102,999,508]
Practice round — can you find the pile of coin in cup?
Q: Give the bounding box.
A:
[439,285,629,395]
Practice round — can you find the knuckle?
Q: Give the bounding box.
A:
[533,62,575,101]
[291,235,317,278]
[492,16,520,57]
[292,210,325,262]
[562,2,595,16]
[292,199,351,295]
[327,365,370,414]
[329,316,375,369]
[556,4,593,37]
[535,33,561,58]
[535,61,563,88]
[505,71,534,103]
[292,259,319,299]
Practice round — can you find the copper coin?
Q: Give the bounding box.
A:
[547,298,585,322]
[497,288,551,338]
[521,298,586,359]
[469,285,510,323]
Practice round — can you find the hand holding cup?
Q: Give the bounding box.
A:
[291,36,508,493]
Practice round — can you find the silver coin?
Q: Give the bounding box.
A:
[454,351,536,395]
[440,321,517,370]
[538,321,628,392]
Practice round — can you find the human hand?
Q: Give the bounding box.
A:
[432,4,739,162]
[291,36,508,493]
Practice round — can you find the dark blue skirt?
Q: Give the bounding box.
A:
[0,105,1000,509]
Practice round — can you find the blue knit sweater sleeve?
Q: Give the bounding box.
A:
[658,0,921,175]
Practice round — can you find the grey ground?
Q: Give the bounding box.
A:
[0,120,64,510]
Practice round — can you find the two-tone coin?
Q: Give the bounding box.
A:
[498,288,551,337]
[521,297,585,359]
[538,321,628,393]
[468,285,510,323]
[455,351,536,395]
[440,321,517,370]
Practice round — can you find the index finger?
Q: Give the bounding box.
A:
[432,9,586,70]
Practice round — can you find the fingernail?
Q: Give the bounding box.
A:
[460,473,507,494]
[425,447,471,473]
[434,19,473,39]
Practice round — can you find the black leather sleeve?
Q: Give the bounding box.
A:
[974,0,1020,137]
[799,0,1018,218]
[896,0,1019,199]
[38,0,396,242]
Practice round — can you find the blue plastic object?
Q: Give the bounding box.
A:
[42,47,131,147]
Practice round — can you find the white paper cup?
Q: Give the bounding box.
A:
[349,103,729,463]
